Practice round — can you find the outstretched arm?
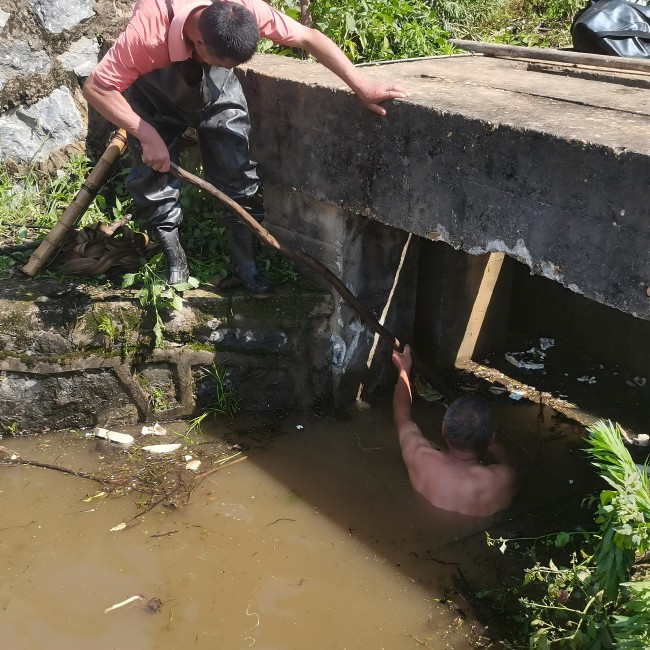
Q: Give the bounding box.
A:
[392,345,439,497]
[392,346,431,451]
[392,345,414,430]
[292,25,408,116]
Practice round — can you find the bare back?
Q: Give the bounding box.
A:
[398,423,517,517]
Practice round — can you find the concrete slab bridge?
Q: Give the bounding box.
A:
[240,52,650,389]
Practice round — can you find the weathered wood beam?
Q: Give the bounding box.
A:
[451,39,650,75]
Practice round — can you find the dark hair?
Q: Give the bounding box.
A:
[442,396,495,453]
[198,2,260,64]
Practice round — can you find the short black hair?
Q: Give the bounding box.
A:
[198,2,260,64]
[442,396,495,454]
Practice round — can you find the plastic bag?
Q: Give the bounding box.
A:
[571,0,650,57]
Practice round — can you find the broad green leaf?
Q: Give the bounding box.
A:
[122,273,136,288]
[172,294,184,311]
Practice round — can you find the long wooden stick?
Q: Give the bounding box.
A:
[451,39,650,75]
[21,129,128,277]
[0,456,104,483]
[169,163,453,398]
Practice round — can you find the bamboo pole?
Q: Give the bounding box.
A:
[451,39,650,75]
[169,163,453,399]
[21,129,128,277]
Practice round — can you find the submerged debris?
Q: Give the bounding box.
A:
[414,373,444,402]
[94,427,134,446]
[504,337,553,372]
[141,443,181,454]
[1,425,248,519]
[505,353,544,371]
[141,423,166,436]
[104,594,162,614]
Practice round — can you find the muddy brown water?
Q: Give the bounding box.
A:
[0,397,611,650]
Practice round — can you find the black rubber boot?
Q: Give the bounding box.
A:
[225,216,272,298]
[154,227,190,285]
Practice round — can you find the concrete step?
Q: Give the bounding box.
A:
[0,276,333,434]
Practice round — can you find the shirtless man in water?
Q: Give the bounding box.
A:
[392,345,518,517]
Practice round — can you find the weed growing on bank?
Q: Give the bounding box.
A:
[263,0,584,60]
[462,0,585,48]
[482,421,650,648]
[122,253,199,348]
[187,362,241,435]
[263,0,453,61]
[0,156,120,258]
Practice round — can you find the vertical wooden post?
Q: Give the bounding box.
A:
[455,253,506,364]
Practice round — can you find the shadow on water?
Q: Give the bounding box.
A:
[0,391,619,650]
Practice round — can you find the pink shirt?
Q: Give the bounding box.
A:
[92,0,302,92]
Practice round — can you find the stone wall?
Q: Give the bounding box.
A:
[0,0,130,168]
[0,276,334,433]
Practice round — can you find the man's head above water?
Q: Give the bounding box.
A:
[197,1,260,66]
[442,396,495,455]
[391,346,517,516]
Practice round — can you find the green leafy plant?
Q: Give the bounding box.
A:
[136,373,172,412]
[0,156,128,238]
[483,420,650,648]
[203,362,240,416]
[263,0,585,61]
[149,386,170,412]
[587,422,650,601]
[2,420,18,435]
[267,0,452,62]
[185,412,210,437]
[611,580,650,649]
[178,181,231,282]
[122,253,200,348]
[453,0,584,48]
[258,250,301,284]
[95,312,118,347]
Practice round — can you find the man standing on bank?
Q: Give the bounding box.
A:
[392,345,518,517]
[83,0,407,296]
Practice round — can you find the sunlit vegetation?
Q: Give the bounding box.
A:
[484,421,650,648]
[263,0,585,61]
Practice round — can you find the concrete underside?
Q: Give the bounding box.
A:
[241,54,650,321]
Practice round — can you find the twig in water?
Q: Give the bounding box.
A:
[407,633,435,649]
[195,454,248,480]
[1,455,106,485]
[104,595,144,614]
[265,518,296,527]
[0,520,35,532]
[150,530,179,538]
